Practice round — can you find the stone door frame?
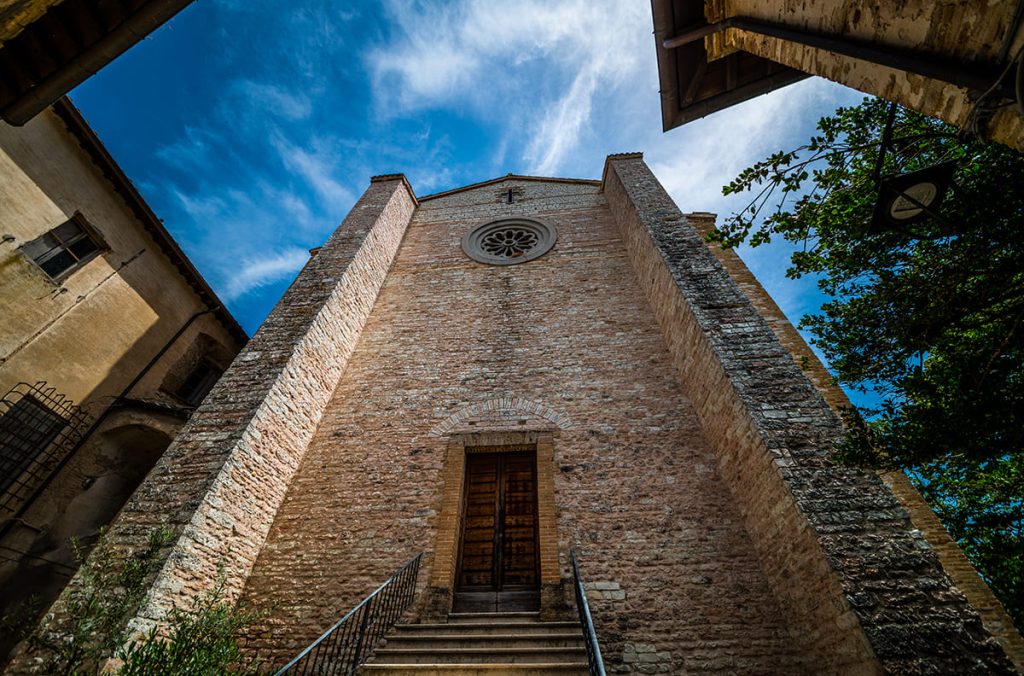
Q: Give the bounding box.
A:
[425,430,561,619]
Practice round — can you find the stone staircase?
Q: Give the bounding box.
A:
[361,611,589,675]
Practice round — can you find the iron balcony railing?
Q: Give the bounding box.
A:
[571,549,607,676]
[276,552,422,676]
[0,381,87,518]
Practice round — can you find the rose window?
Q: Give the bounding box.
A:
[480,227,539,259]
[462,218,557,266]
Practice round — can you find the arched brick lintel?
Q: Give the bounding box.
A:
[428,396,573,437]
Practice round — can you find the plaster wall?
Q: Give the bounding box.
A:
[705,0,1024,149]
[0,109,239,410]
[0,106,242,662]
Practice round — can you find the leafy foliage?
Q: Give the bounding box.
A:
[118,580,263,675]
[714,97,1024,629]
[23,527,263,674]
[30,526,174,674]
[912,455,1022,625]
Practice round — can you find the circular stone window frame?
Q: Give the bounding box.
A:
[461,217,558,266]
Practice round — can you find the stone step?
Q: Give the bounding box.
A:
[370,647,588,665]
[394,622,580,636]
[361,664,588,675]
[359,613,589,675]
[447,612,541,624]
[383,633,584,650]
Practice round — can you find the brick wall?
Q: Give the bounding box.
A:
[686,211,1024,672]
[11,176,415,672]
[602,153,1015,673]
[238,177,803,672]
[20,158,1016,675]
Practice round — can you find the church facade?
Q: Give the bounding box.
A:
[19,154,1022,673]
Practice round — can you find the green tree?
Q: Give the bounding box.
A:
[714,97,1023,629]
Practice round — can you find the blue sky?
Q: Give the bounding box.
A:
[70,1,867,396]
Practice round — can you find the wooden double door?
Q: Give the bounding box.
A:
[454,452,540,613]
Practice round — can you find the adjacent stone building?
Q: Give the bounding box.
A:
[14,154,1024,674]
[0,0,196,125]
[0,97,245,656]
[652,0,1024,149]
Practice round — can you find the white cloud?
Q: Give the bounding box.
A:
[222,247,311,301]
[232,80,313,121]
[270,134,354,211]
[155,128,350,306]
[524,64,599,176]
[367,0,651,176]
[173,189,231,223]
[156,125,222,173]
[647,78,862,218]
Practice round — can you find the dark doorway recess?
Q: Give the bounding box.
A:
[454,452,540,613]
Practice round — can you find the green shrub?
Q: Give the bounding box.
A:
[31,526,174,674]
[117,581,263,675]
[23,526,263,675]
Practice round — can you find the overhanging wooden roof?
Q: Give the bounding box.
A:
[0,0,195,125]
[651,0,809,131]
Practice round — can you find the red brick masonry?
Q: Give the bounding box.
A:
[16,159,1018,675]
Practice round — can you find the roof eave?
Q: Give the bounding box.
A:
[0,0,196,125]
[673,69,812,125]
[651,0,683,132]
[651,0,811,131]
[52,97,247,343]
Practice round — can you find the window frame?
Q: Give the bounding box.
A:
[175,359,223,407]
[0,393,69,498]
[20,212,108,283]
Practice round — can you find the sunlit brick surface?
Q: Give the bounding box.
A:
[239,177,802,672]
[20,161,1016,675]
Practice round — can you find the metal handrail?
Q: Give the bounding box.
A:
[571,549,607,676]
[275,553,422,675]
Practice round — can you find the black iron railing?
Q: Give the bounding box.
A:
[571,549,606,676]
[0,382,87,518]
[276,553,422,676]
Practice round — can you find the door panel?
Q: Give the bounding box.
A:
[454,451,539,612]
[457,456,498,589]
[500,455,538,590]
